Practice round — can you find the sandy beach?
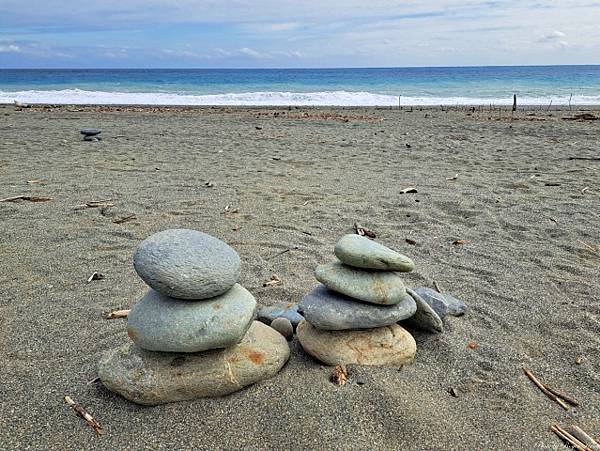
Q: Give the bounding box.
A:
[1,104,599,450]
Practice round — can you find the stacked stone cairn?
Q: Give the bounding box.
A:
[98,229,290,405]
[297,234,458,367]
[80,128,102,141]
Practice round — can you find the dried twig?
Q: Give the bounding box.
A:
[331,365,348,386]
[578,240,600,257]
[452,239,466,245]
[113,214,136,224]
[64,395,103,436]
[263,274,282,288]
[582,186,590,195]
[446,173,459,181]
[433,281,443,293]
[354,222,376,239]
[568,156,600,161]
[0,195,54,203]
[87,272,105,283]
[568,425,600,451]
[523,368,575,410]
[104,309,130,319]
[551,424,592,451]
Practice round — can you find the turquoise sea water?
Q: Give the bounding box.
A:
[0,66,599,105]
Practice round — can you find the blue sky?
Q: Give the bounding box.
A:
[1,0,599,68]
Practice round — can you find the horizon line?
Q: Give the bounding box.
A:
[1,63,599,71]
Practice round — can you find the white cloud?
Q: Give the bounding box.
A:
[0,43,21,53]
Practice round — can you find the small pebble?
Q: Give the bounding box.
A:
[355,377,366,386]
[270,317,293,341]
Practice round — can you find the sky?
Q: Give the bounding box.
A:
[0,0,599,68]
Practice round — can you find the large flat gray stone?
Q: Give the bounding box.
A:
[315,261,406,305]
[298,285,416,330]
[334,234,415,271]
[133,229,240,300]
[99,321,290,405]
[127,284,256,353]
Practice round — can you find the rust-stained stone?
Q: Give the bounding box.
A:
[98,321,290,405]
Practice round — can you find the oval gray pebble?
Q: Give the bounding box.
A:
[133,228,241,300]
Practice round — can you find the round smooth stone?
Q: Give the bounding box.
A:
[133,228,241,300]
[315,261,406,305]
[257,302,304,328]
[270,318,293,340]
[297,320,416,367]
[80,128,101,136]
[99,321,290,405]
[334,234,415,271]
[298,285,417,330]
[404,288,444,333]
[127,284,256,353]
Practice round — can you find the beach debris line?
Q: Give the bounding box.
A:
[0,195,53,203]
[353,222,376,239]
[263,274,282,287]
[87,272,105,283]
[64,395,103,436]
[98,229,290,405]
[331,365,348,386]
[523,367,579,411]
[104,309,130,319]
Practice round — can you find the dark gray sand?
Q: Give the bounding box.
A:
[1,105,599,450]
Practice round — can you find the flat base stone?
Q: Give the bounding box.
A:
[297,320,416,367]
[98,321,290,405]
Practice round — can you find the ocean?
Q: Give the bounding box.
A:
[1,66,599,106]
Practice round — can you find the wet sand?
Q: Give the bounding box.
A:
[1,104,599,450]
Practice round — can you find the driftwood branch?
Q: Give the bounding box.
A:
[523,367,577,410]
[551,424,593,451]
[104,309,130,319]
[64,395,103,436]
[0,195,54,203]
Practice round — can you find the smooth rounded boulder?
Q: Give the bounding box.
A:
[334,234,415,271]
[298,285,417,330]
[133,229,241,300]
[99,321,290,405]
[297,320,416,366]
[315,261,406,305]
[127,284,256,352]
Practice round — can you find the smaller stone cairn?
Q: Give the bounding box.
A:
[98,229,290,405]
[80,128,102,141]
[298,234,452,367]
